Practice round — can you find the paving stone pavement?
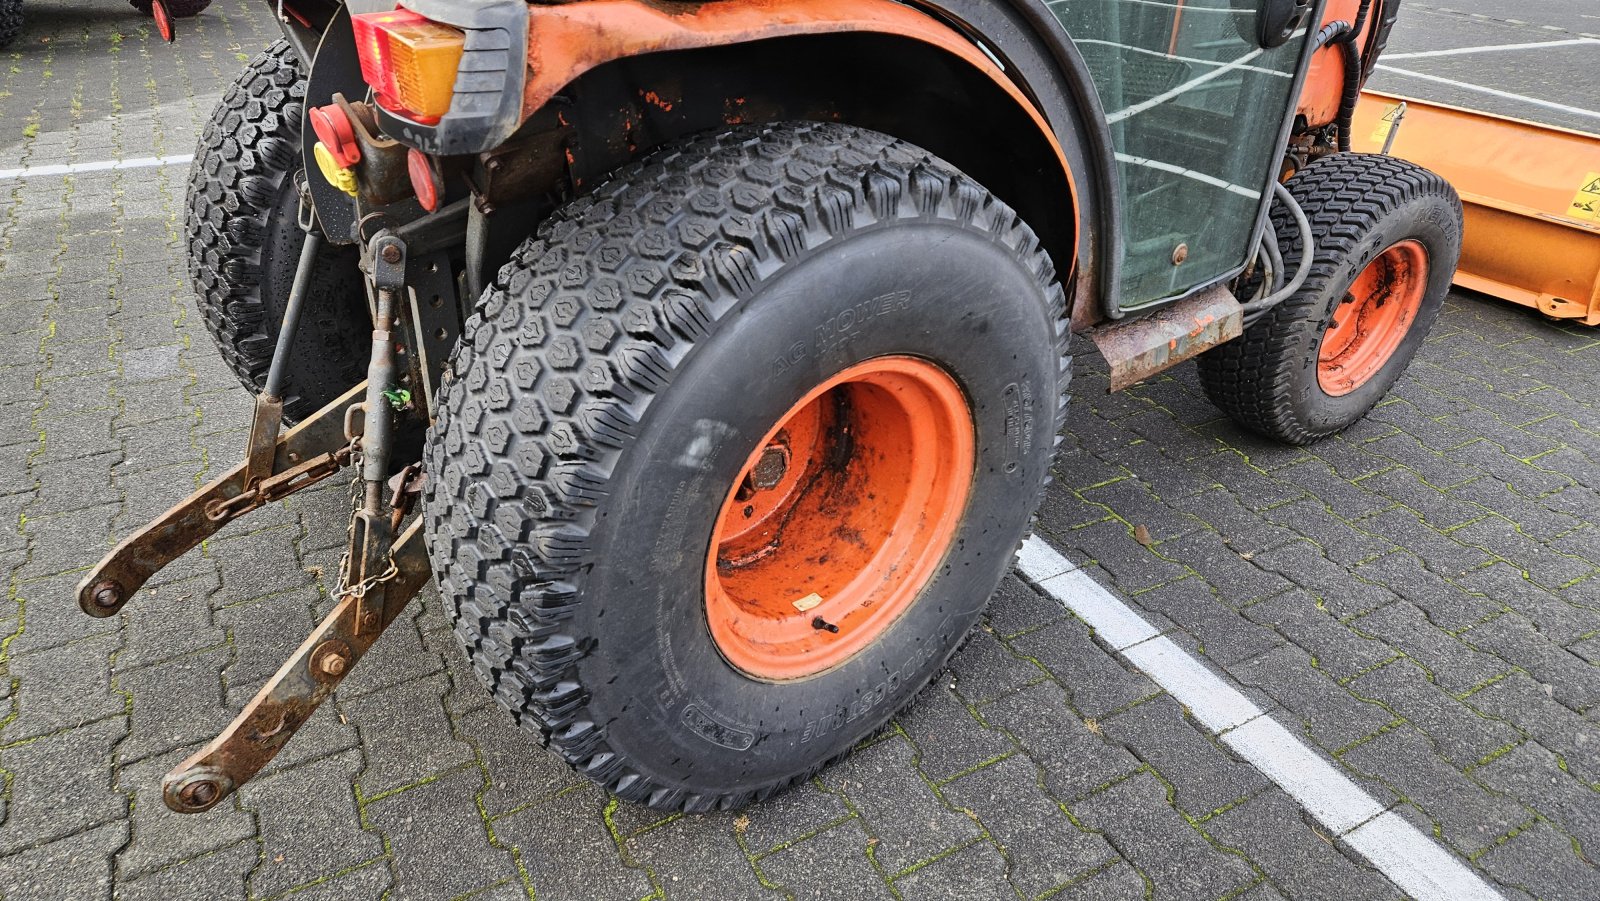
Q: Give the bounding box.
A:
[1,2,1598,900]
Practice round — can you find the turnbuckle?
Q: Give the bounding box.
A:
[204,443,356,523]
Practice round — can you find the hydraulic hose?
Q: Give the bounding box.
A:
[1314,0,1375,153]
[1243,182,1314,320]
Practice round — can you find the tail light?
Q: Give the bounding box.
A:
[351,9,465,124]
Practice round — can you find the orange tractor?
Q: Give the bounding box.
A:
[83,0,1462,814]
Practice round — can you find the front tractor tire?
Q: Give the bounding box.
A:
[186,41,368,423]
[424,123,1071,811]
[1199,154,1463,445]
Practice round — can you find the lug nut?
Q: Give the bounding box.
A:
[750,444,790,491]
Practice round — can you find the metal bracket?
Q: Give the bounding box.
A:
[1088,284,1244,393]
[406,253,461,416]
[75,382,366,618]
[158,230,437,813]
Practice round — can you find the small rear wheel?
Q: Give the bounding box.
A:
[1198,154,1462,444]
[185,42,368,423]
[424,122,1070,811]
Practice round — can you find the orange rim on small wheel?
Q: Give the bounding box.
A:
[1318,239,1429,397]
[152,0,175,42]
[705,356,975,681]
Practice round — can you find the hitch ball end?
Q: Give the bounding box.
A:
[162,767,235,814]
[79,578,126,618]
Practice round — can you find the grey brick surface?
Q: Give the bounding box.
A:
[896,681,1014,784]
[821,736,982,876]
[1205,790,1397,901]
[1341,726,1528,856]
[1478,820,1600,901]
[626,810,783,901]
[1007,617,1160,719]
[1,3,1596,899]
[758,818,895,901]
[1101,698,1269,818]
[1348,659,1521,766]
[892,840,1015,901]
[115,842,257,901]
[238,750,382,898]
[0,717,127,856]
[496,784,655,901]
[939,753,1115,896]
[982,681,1142,802]
[1473,741,1600,860]
[1073,773,1258,901]
[365,765,519,901]
[0,822,127,901]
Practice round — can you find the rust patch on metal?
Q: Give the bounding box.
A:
[335,94,413,207]
[75,382,367,618]
[1090,285,1244,393]
[160,518,433,814]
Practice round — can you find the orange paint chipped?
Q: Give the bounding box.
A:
[1318,239,1428,396]
[705,357,975,681]
[640,89,676,112]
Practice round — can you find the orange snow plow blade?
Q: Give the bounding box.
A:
[1352,91,1600,326]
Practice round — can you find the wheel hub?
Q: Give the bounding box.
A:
[704,356,975,681]
[1317,239,1429,397]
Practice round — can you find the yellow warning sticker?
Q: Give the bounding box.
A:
[1570,173,1600,223]
[1370,104,1403,144]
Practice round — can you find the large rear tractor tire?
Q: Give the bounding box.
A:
[1198,154,1462,445]
[424,123,1071,811]
[186,41,368,423]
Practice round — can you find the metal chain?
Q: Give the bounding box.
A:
[332,439,399,603]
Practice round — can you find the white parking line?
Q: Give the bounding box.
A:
[0,154,194,181]
[1383,37,1600,60]
[1015,536,1505,901]
[1375,64,1600,122]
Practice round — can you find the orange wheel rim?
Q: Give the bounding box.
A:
[704,356,975,681]
[153,0,175,41]
[1318,239,1429,397]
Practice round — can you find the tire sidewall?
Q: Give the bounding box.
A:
[1282,192,1456,434]
[574,222,1059,791]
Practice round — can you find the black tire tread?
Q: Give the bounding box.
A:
[1197,153,1457,445]
[185,41,364,422]
[424,122,1070,813]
